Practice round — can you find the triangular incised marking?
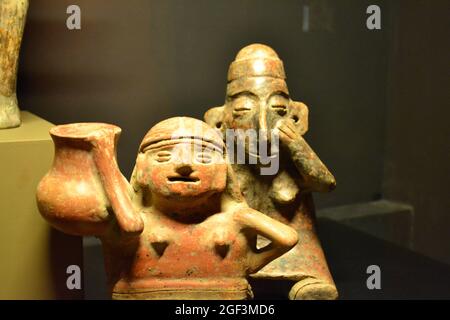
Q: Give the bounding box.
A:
[215,244,230,259]
[256,235,272,250]
[152,241,169,257]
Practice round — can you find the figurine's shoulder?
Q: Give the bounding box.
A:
[202,210,235,226]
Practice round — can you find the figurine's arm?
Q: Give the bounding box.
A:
[234,208,298,273]
[277,120,336,192]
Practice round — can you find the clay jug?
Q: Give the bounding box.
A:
[37,123,143,235]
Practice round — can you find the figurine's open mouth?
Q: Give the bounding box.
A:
[168,176,200,183]
[246,141,279,160]
[248,152,279,159]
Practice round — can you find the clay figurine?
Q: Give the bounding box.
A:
[204,44,338,299]
[0,0,28,129]
[37,117,298,299]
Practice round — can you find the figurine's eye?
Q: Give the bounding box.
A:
[234,106,252,112]
[271,105,287,116]
[269,94,289,116]
[156,151,171,162]
[231,96,256,117]
[233,105,253,115]
[195,152,212,164]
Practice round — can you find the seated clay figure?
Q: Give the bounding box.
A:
[204,44,338,299]
[37,117,298,300]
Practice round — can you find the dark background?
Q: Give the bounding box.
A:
[18,0,449,267]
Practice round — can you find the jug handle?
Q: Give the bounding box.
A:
[93,140,144,234]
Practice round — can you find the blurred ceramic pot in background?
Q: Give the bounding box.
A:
[0,0,28,129]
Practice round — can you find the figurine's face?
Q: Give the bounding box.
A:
[136,140,227,201]
[223,77,293,154]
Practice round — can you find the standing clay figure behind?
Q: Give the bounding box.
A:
[0,0,28,128]
[37,117,298,300]
[204,44,338,299]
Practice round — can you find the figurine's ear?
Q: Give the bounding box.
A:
[204,106,225,132]
[289,101,309,135]
[130,155,152,207]
[220,162,246,212]
[131,153,146,187]
[225,162,244,203]
[130,164,140,192]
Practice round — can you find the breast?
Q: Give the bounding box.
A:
[124,217,250,281]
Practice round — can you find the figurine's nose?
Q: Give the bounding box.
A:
[258,105,268,134]
[176,164,194,176]
[258,105,270,143]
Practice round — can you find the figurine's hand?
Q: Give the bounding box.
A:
[275,119,336,192]
[275,119,302,150]
[234,208,298,273]
[232,207,257,228]
[233,208,298,249]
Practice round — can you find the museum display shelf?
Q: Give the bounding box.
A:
[250,218,450,300]
[0,111,83,299]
